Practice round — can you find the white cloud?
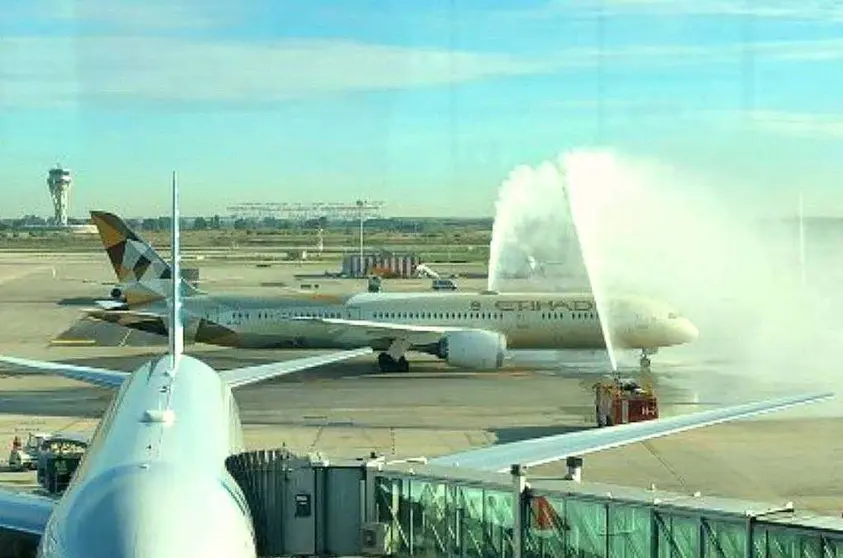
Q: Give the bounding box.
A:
[554,0,843,21]
[0,36,558,107]
[1,30,841,108]
[744,110,843,138]
[32,0,239,31]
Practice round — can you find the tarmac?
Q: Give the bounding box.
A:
[0,250,841,516]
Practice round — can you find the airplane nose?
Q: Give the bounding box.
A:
[678,318,699,343]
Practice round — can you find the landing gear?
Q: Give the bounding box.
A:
[639,348,657,372]
[377,353,410,373]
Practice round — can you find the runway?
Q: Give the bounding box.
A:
[0,251,840,516]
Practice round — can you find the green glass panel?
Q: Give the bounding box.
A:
[565,498,607,558]
[485,488,515,558]
[409,478,451,558]
[524,495,566,558]
[459,486,487,558]
[609,505,651,558]
[656,512,698,558]
[701,518,746,558]
[826,537,843,558]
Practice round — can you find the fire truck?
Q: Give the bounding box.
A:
[594,378,659,427]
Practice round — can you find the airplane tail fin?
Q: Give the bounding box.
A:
[89,210,197,305]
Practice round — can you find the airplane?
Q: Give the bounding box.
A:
[0,176,831,556]
[83,211,698,373]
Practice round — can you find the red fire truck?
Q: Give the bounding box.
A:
[594,378,659,427]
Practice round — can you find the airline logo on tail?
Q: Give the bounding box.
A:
[90,211,183,305]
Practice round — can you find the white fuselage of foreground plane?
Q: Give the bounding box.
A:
[37,356,255,558]
[180,290,698,352]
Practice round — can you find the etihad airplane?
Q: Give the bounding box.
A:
[85,211,698,373]
[0,176,831,556]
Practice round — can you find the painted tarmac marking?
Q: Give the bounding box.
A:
[0,266,52,286]
[49,339,97,346]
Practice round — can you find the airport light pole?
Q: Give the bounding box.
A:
[357,200,364,262]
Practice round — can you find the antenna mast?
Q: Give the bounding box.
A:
[169,171,183,367]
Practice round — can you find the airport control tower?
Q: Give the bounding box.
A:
[47,165,72,226]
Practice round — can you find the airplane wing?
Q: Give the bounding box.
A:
[430,392,832,473]
[85,308,167,336]
[220,347,373,388]
[0,489,55,536]
[291,316,464,345]
[0,355,129,388]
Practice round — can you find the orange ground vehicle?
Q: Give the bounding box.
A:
[594,378,659,427]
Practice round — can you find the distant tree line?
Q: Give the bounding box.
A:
[0,215,494,233]
[120,216,494,234]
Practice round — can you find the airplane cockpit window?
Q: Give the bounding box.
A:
[668,312,680,319]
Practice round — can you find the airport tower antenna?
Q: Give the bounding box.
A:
[46,164,72,227]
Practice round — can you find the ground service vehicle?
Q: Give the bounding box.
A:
[8,432,52,471]
[594,378,659,427]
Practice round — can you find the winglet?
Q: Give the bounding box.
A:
[169,171,183,368]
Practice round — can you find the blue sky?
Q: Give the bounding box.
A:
[1,0,842,218]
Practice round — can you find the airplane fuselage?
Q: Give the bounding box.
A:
[38,356,255,558]
[179,290,698,353]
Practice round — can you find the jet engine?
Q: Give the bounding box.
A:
[110,287,126,302]
[438,330,507,369]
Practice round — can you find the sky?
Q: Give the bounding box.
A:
[1,0,842,218]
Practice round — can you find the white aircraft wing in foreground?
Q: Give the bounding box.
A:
[0,348,373,391]
[430,392,831,472]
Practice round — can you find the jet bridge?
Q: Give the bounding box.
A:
[225,448,370,557]
[226,448,843,558]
